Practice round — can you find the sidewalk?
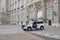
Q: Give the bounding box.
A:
[29,25,60,39]
[0,25,23,35]
[0,25,21,29]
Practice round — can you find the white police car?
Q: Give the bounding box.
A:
[22,20,45,31]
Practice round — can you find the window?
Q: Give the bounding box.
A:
[21,5,24,8]
[9,11,11,12]
[10,5,11,6]
[33,22,37,24]
[53,0,55,1]
[18,0,20,2]
[11,9,13,11]
[17,7,19,9]
[15,2,17,4]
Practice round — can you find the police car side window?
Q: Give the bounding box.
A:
[37,22,40,24]
[33,22,36,24]
[37,21,43,24]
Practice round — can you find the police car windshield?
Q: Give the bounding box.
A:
[29,21,34,24]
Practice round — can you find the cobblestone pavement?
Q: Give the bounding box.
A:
[0,32,45,40]
[0,25,59,40]
[0,25,45,40]
[0,25,20,29]
[28,26,60,40]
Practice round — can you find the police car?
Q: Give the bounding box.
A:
[22,20,45,31]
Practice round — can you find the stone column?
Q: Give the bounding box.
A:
[33,4,38,21]
[42,0,47,23]
[58,0,60,27]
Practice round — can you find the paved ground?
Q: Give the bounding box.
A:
[0,32,46,40]
[0,25,45,40]
[0,25,22,35]
[29,26,60,39]
[0,25,60,40]
[0,25,20,29]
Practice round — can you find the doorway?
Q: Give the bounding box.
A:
[48,20,52,25]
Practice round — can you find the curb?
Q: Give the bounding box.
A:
[29,32,60,40]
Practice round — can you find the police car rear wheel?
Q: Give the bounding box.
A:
[40,26,44,30]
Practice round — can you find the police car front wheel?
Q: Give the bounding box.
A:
[27,27,32,31]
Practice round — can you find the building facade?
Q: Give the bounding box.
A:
[46,0,60,27]
[6,0,59,26]
[7,0,43,25]
[0,0,8,24]
[0,0,60,27]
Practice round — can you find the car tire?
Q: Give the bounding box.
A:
[40,26,44,30]
[22,25,25,29]
[27,27,32,31]
[23,29,26,31]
